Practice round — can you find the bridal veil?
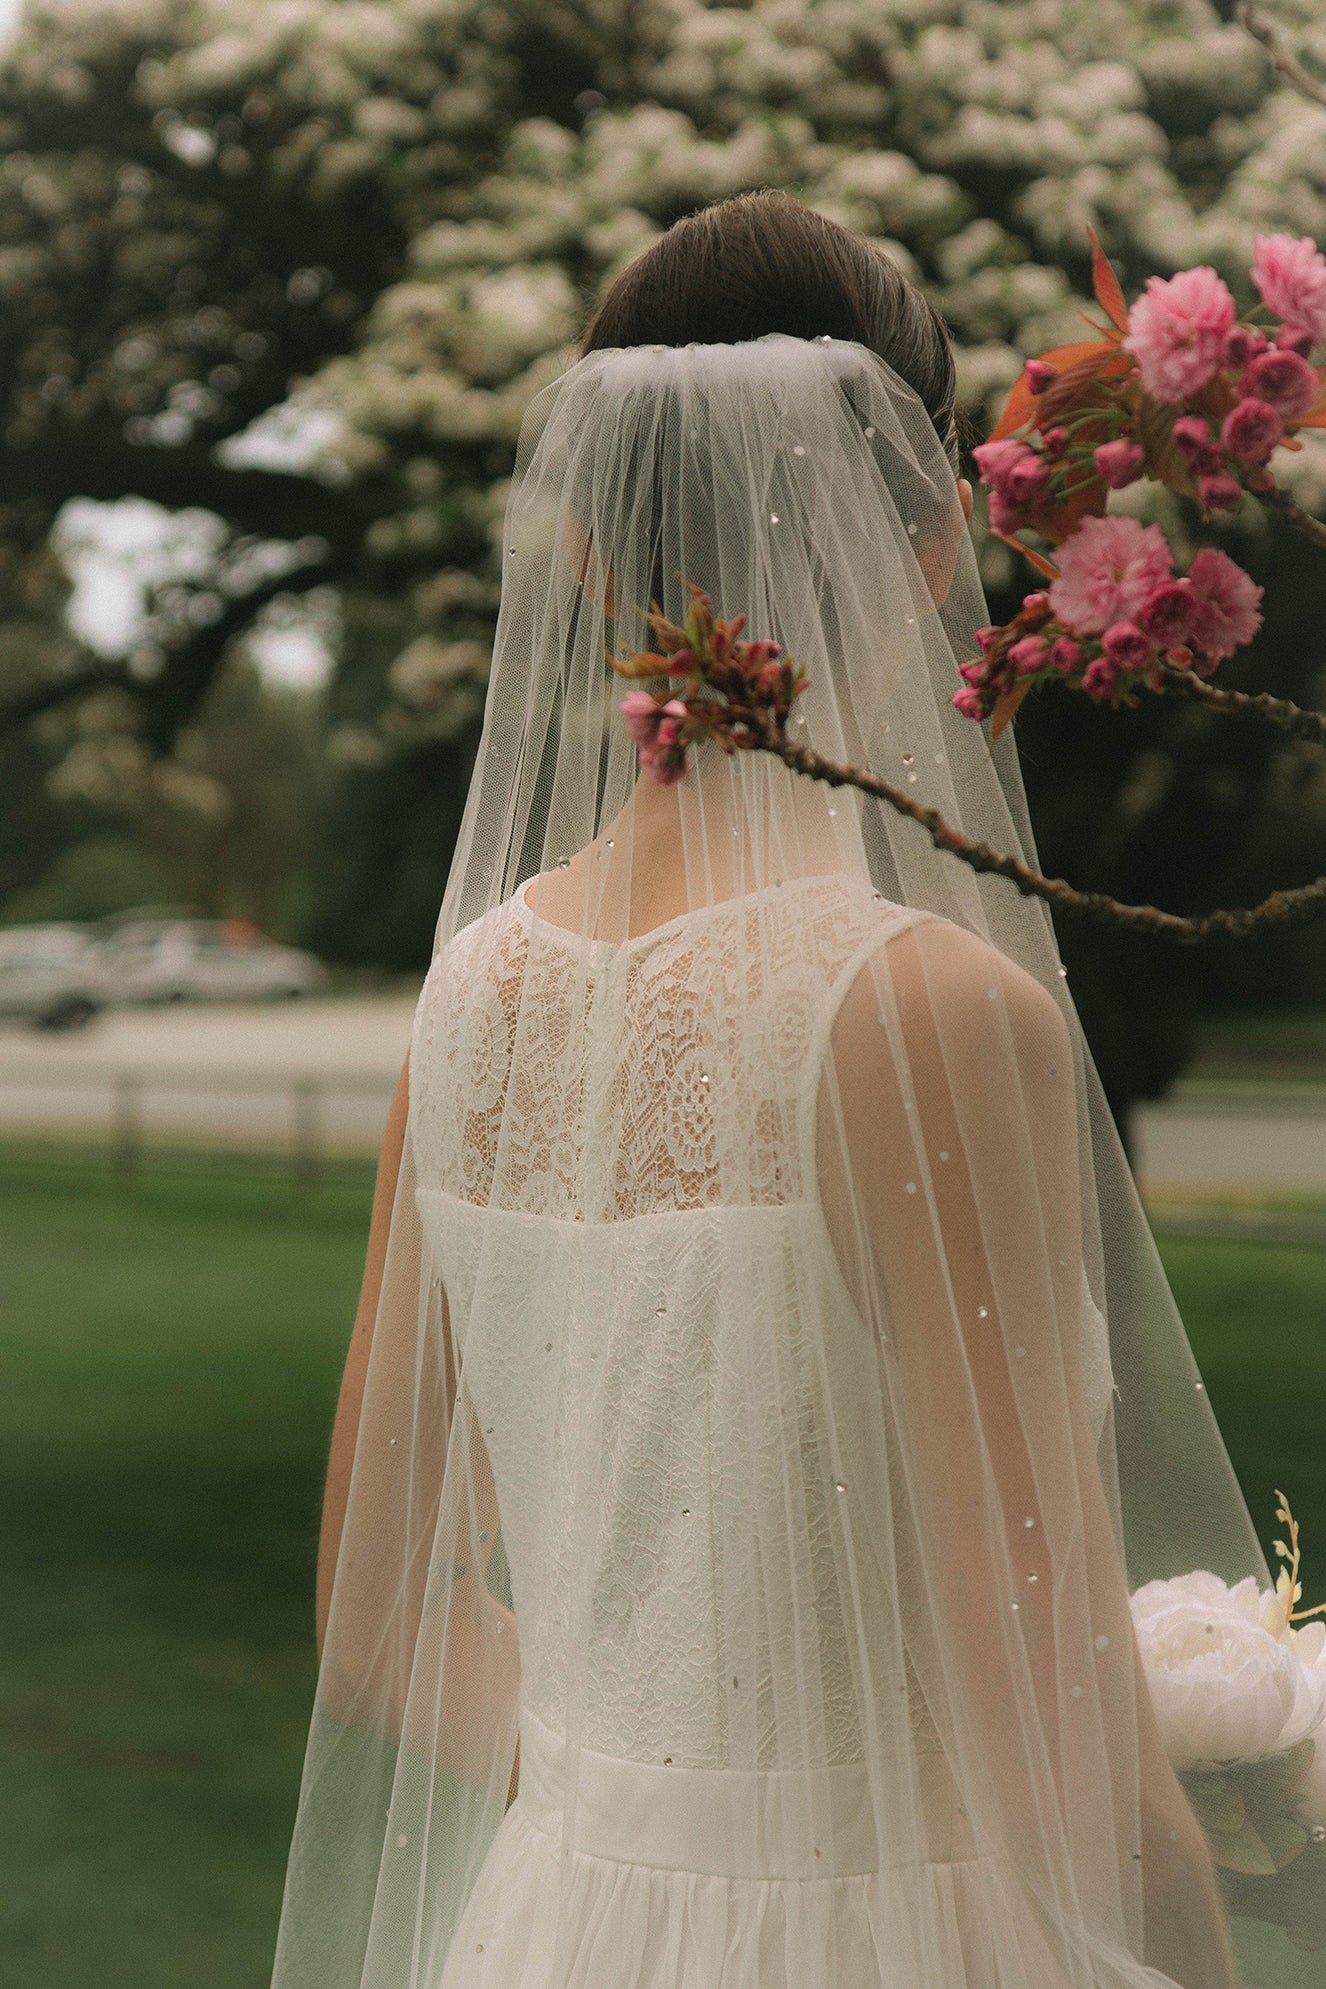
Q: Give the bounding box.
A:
[269,333,1283,1988]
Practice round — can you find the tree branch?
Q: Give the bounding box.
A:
[1254,477,1326,554]
[0,431,385,565]
[0,554,333,747]
[1240,4,1326,111]
[731,708,1326,945]
[0,657,131,733]
[1167,668,1326,745]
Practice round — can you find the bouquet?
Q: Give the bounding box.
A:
[1131,1493,1326,1951]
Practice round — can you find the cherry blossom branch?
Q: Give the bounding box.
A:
[1240,4,1326,113]
[737,704,1326,945]
[1168,668,1326,746]
[613,587,1326,945]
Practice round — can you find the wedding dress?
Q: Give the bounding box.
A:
[269,336,1302,1989]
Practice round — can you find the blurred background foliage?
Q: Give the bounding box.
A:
[0,0,1325,1121]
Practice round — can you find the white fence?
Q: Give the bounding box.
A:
[0,1060,398,1181]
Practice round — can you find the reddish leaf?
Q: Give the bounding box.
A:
[989,339,1123,439]
[990,529,1060,579]
[1087,225,1130,334]
[991,677,1034,741]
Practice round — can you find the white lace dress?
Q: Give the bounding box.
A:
[406,871,1008,1989]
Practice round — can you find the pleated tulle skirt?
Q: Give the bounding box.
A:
[437,1705,1015,1989]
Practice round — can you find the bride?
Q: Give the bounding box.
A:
[269,192,1267,1987]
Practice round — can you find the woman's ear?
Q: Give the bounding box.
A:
[958,476,973,523]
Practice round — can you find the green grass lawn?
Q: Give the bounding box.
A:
[0,1159,370,1989]
[0,1156,1323,1988]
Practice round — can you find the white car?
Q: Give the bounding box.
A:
[94,917,329,1005]
[0,924,106,1029]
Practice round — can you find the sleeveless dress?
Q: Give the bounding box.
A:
[406,869,1009,1989]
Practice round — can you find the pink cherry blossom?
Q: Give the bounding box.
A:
[1138,580,1197,646]
[1252,234,1326,347]
[1240,348,1320,422]
[1048,636,1082,672]
[1042,426,1069,457]
[1221,396,1283,464]
[1122,266,1237,404]
[1047,514,1174,637]
[951,686,987,718]
[1093,439,1145,489]
[620,688,669,748]
[1185,549,1264,664]
[1102,621,1153,670]
[1023,358,1057,393]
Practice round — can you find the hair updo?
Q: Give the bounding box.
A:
[580,189,962,473]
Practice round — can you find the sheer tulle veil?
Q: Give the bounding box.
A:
[269,333,1284,1989]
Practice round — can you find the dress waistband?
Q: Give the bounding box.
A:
[513,1704,978,1881]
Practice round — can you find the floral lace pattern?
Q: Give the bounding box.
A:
[409,873,942,1771]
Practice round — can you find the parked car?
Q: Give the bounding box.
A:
[0,924,106,1029]
[93,917,329,1005]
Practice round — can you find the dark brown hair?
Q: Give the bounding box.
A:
[580,189,961,470]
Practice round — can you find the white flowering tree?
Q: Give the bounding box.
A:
[2,0,1325,1103]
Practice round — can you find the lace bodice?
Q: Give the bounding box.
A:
[408,871,939,1769]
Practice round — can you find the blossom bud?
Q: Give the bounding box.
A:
[1048,636,1083,672]
[1221,395,1284,463]
[1171,415,1215,460]
[1081,657,1120,700]
[1008,635,1050,676]
[972,438,1032,490]
[1198,471,1244,513]
[951,686,988,718]
[987,490,1027,535]
[1022,591,1053,625]
[1240,348,1320,422]
[755,660,784,697]
[974,626,1000,652]
[1023,358,1058,394]
[1042,426,1069,457]
[1006,454,1050,503]
[1276,324,1315,358]
[1222,325,1266,370]
[1101,620,1154,670]
[1093,439,1145,489]
[958,660,987,685]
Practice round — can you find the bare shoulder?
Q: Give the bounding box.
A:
[833,912,1070,1071]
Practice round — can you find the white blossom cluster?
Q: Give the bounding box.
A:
[7,0,1326,734]
[292,0,1326,576]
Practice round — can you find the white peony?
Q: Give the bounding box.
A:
[1130,1571,1326,1772]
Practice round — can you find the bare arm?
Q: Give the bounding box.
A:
[317,1056,412,1660]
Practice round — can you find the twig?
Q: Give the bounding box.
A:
[728,706,1326,944]
[1240,4,1326,112]
[1167,668,1326,745]
[1254,478,1326,554]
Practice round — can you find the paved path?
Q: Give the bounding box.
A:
[0,998,1323,1196]
[0,993,420,1157]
